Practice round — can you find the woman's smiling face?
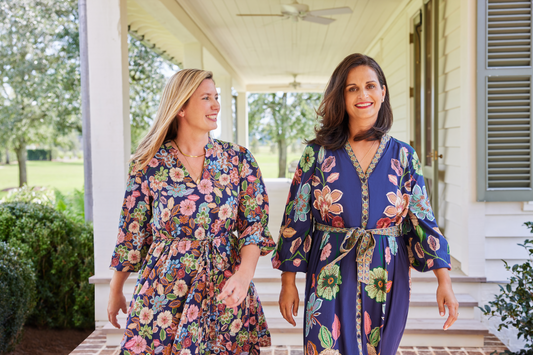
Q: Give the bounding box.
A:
[344,65,386,126]
[178,78,220,133]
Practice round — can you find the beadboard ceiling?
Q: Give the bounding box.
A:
[129,0,405,91]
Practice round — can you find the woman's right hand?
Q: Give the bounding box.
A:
[107,289,127,328]
[107,271,130,328]
[279,271,299,326]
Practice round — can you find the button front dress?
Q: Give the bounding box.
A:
[271,135,451,355]
[110,138,276,355]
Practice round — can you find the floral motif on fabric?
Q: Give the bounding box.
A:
[110,139,275,355]
[272,137,451,355]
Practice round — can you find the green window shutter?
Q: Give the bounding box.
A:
[477,0,533,201]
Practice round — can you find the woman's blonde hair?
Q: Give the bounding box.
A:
[131,69,214,170]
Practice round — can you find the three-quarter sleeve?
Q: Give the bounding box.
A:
[271,144,317,273]
[402,149,451,272]
[236,148,276,256]
[110,161,153,272]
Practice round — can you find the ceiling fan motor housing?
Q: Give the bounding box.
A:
[281,3,309,16]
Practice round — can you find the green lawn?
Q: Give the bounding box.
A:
[0,147,303,196]
[252,145,305,179]
[0,160,85,194]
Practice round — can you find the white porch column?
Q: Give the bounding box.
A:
[86,0,130,325]
[183,42,203,69]
[236,91,249,147]
[218,75,233,142]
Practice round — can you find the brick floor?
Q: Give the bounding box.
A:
[70,332,509,355]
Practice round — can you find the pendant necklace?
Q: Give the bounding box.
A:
[175,141,204,184]
[358,140,377,165]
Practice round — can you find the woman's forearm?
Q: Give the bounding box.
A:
[433,267,451,285]
[281,271,297,286]
[237,244,261,281]
[110,270,130,294]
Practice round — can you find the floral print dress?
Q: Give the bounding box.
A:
[110,138,276,355]
[271,135,451,355]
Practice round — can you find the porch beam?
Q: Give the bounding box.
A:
[183,42,203,69]
[133,0,245,91]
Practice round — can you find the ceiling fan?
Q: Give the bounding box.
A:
[237,1,352,25]
[269,74,324,90]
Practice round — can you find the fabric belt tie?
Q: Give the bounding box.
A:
[315,223,401,284]
[170,237,231,346]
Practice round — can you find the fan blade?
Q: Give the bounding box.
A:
[302,15,335,25]
[308,7,353,17]
[236,14,284,17]
[300,83,325,89]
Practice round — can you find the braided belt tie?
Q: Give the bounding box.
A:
[173,237,231,346]
[315,223,401,284]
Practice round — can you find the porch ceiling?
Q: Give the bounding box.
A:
[128,0,406,92]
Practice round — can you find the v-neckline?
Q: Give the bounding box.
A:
[345,134,390,182]
[167,139,210,185]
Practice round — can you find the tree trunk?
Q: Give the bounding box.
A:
[278,138,287,178]
[5,147,9,164]
[14,143,27,186]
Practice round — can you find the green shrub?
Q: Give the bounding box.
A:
[1,186,86,224]
[54,189,85,224]
[0,242,36,353]
[480,232,533,355]
[0,185,55,205]
[0,202,94,329]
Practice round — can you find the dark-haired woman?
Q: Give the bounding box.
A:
[272,54,458,355]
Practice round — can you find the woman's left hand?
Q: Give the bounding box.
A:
[217,270,252,308]
[435,277,459,330]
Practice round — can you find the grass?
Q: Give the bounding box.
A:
[0,160,85,194]
[251,145,305,179]
[0,146,304,195]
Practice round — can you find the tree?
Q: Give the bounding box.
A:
[128,35,179,152]
[248,92,322,177]
[0,0,177,187]
[0,0,80,186]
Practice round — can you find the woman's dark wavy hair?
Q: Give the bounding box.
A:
[308,53,393,150]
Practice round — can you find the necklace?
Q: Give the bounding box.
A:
[358,140,377,164]
[174,140,204,184]
[175,142,205,158]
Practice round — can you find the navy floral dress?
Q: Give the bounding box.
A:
[271,135,451,355]
[110,138,276,355]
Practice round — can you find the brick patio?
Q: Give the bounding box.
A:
[70,330,509,355]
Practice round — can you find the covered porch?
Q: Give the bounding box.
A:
[83,0,495,350]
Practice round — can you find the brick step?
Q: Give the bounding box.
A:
[102,314,487,347]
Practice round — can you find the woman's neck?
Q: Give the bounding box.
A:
[348,116,377,140]
[174,130,209,155]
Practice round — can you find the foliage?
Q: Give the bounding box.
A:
[129,35,179,152]
[0,242,36,353]
[0,202,94,329]
[1,184,86,224]
[0,185,56,206]
[0,0,81,185]
[248,92,322,177]
[480,228,533,354]
[54,188,86,224]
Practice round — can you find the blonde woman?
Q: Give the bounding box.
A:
[107,69,276,354]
